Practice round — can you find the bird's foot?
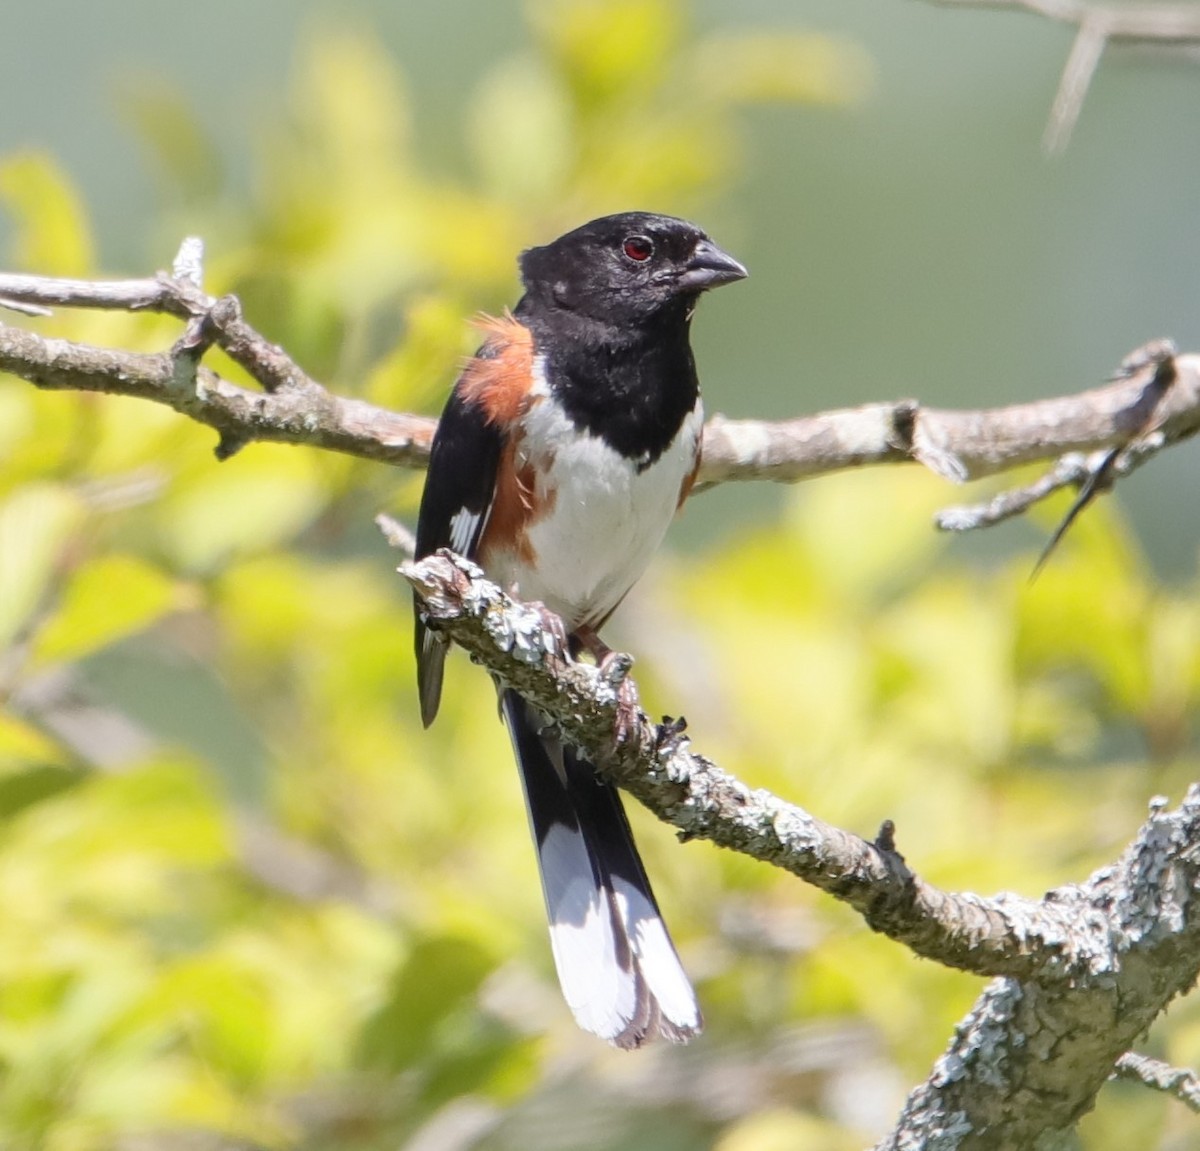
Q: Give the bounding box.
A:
[524,600,571,661]
[598,650,641,744]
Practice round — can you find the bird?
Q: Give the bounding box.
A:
[413,211,747,1048]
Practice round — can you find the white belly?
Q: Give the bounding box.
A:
[487,376,702,629]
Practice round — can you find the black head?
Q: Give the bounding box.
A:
[517,212,747,328]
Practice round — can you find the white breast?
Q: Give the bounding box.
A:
[486,358,702,630]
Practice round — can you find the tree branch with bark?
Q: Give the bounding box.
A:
[3,240,1198,532]
[3,243,1199,1148]
[405,551,1200,1151]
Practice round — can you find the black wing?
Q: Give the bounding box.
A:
[414,384,504,727]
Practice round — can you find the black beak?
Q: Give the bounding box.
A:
[676,238,748,293]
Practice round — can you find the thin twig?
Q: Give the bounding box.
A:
[935,338,1179,567]
[1113,1052,1200,1112]
[374,513,418,558]
[0,237,315,393]
[1045,15,1109,153]
[936,452,1093,532]
[1028,444,1120,575]
[0,321,437,466]
[0,295,52,317]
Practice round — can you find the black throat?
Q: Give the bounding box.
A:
[516,298,700,468]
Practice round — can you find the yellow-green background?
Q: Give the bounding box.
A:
[2,2,1199,1148]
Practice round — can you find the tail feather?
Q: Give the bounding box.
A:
[415,611,448,728]
[501,690,701,1048]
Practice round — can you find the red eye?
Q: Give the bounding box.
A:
[622,235,654,262]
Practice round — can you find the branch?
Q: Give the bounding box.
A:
[936,339,1180,570]
[1113,1052,1200,1113]
[932,0,1200,42]
[3,252,1200,522]
[927,0,1200,152]
[405,551,1200,1149]
[404,553,1081,981]
[404,550,1060,983]
[0,240,436,465]
[879,783,1200,1147]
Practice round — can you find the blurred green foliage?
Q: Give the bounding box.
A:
[1,3,1198,1149]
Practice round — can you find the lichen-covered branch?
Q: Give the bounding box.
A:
[879,791,1200,1148]
[401,551,1048,980]
[405,550,1200,1149]
[3,251,1200,519]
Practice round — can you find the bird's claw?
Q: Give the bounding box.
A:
[599,650,641,744]
[525,600,571,660]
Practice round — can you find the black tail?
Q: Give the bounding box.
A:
[501,690,701,1048]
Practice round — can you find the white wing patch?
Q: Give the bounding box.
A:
[447,506,485,556]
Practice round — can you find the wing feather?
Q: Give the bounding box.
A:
[414,379,503,727]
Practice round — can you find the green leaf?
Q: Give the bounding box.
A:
[534,0,681,107]
[292,24,413,177]
[0,153,94,275]
[56,758,233,877]
[692,31,873,107]
[0,765,85,821]
[716,1108,846,1151]
[157,449,325,573]
[788,467,948,603]
[33,554,184,667]
[115,75,224,205]
[469,58,572,201]
[0,483,84,651]
[152,957,272,1088]
[357,935,495,1072]
[0,388,36,475]
[0,715,62,769]
[363,295,471,411]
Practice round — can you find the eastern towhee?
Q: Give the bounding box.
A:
[414,212,747,1047]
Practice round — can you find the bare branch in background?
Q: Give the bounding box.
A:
[937,339,1180,573]
[928,0,1200,151]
